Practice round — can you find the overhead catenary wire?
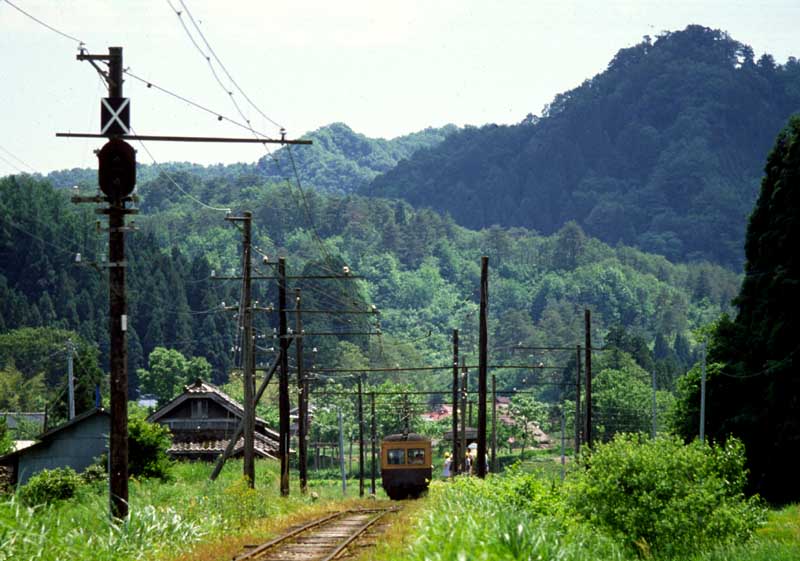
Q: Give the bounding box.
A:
[0,144,37,174]
[161,3,366,298]
[174,0,284,131]
[129,127,232,213]
[2,0,85,46]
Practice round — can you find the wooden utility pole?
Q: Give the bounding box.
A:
[295,288,308,493]
[70,46,135,519]
[452,329,459,475]
[210,349,282,481]
[575,345,581,455]
[225,212,256,487]
[584,309,593,448]
[278,257,290,496]
[358,373,365,497]
[477,256,488,478]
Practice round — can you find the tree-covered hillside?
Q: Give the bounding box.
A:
[675,115,800,503]
[365,26,800,268]
[1,169,738,413]
[256,122,458,193]
[45,122,456,196]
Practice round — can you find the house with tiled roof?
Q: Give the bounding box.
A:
[147,379,279,461]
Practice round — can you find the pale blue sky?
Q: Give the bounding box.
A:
[1,0,798,174]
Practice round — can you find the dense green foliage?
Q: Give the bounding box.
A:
[0,328,102,426]
[136,347,212,406]
[675,115,800,503]
[377,439,782,561]
[566,435,764,557]
[127,406,173,480]
[1,170,739,429]
[255,122,457,193]
[17,467,83,506]
[0,417,11,456]
[366,26,800,268]
[390,474,625,561]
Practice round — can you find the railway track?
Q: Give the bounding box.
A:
[232,507,398,561]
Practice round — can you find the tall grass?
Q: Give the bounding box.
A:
[367,470,800,561]
[0,460,359,561]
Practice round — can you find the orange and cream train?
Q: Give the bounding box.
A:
[380,433,432,500]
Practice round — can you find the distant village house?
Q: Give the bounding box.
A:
[147,379,279,461]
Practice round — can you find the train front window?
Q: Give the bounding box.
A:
[408,448,425,465]
[387,449,405,465]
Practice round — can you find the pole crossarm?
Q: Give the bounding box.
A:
[56,132,312,145]
[313,363,566,373]
[212,274,363,280]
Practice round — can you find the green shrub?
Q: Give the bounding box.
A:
[18,467,83,505]
[128,413,173,480]
[565,434,766,558]
[0,416,12,456]
[80,459,107,484]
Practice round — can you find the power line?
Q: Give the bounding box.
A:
[122,70,274,140]
[129,127,232,213]
[174,0,284,131]
[3,0,85,45]
[0,144,37,173]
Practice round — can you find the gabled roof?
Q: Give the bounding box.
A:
[147,379,278,440]
[168,431,278,459]
[0,408,109,461]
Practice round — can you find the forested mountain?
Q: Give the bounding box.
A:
[255,122,458,193]
[1,169,739,420]
[365,26,800,268]
[45,123,457,196]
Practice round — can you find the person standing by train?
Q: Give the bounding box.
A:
[442,452,452,478]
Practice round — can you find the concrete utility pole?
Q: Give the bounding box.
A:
[700,343,707,443]
[477,256,488,478]
[652,369,658,438]
[452,329,459,475]
[295,289,308,493]
[575,345,581,455]
[460,360,467,473]
[358,373,365,497]
[584,309,593,448]
[337,408,346,495]
[370,392,376,494]
[67,340,75,420]
[278,258,290,496]
[491,374,497,473]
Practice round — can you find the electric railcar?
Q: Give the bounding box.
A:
[380,433,432,500]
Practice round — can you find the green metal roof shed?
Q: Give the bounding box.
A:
[0,408,109,487]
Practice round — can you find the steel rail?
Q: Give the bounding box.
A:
[320,508,397,561]
[232,507,396,561]
[232,510,343,561]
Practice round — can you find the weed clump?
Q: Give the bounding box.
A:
[565,434,765,557]
[18,467,83,506]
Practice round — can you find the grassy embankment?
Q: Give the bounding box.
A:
[0,460,389,561]
[366,440,800,561]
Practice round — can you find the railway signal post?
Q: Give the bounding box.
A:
[69,46,136,519]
